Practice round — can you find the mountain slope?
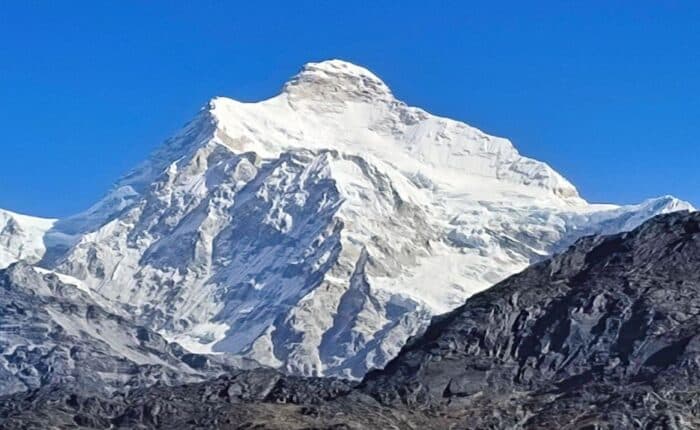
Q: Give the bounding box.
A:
[360,209,700,428]
[0,59,694,379]
[0,262,253,397]
[3,211,699,429]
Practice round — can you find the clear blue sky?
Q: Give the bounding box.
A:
[1,1,698,217]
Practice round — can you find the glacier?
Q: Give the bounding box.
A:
[0,59,694,379]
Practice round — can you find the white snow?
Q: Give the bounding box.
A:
[0,209,55,269]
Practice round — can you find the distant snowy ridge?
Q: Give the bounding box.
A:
[0,209,55,269]
[0,60,694,380]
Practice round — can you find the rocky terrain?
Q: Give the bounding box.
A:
[361,209,700,428]
[2,210,698,429]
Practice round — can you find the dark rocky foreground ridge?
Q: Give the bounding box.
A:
[2,210,699,429]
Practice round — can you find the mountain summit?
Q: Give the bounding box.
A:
[0,60,693,380]
[283,59,394,103]
[206,59,581,200]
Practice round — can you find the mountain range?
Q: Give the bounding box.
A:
[0,60,694,395]
[3,209,698,429]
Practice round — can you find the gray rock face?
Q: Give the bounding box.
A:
[2,211,699,429]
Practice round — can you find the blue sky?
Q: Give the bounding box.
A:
[1,1,698,217]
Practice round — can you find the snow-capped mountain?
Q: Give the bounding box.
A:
[0,209,55,269]
[0,60,694,379]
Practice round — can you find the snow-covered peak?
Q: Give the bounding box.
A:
[202,60,583,204]
[0,209,55,269]
[282,59,393,104]
[647,195,695,212]
[298,59,385,82]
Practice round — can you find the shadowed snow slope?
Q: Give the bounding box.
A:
[0,60,694,379]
